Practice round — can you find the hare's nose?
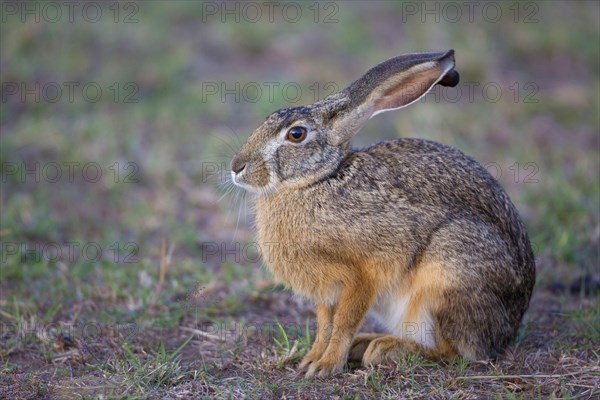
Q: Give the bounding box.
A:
[231,156,246,174]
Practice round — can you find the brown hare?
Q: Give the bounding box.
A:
[231,50,535,378]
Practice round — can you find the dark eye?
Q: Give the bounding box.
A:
[286,126,308,143]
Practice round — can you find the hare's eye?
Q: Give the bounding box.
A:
[286,126,308,143]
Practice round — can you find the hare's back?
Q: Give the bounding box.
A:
[360,138,502,206]
[339,137,532,267]
[349,138,529,260]
[344,138,524,246]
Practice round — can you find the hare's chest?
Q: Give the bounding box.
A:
[255,201,311,274]
[255,197,339,303]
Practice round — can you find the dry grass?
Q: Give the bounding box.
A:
[1,278,598,399]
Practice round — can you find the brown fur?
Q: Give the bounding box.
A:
[230,50,535,377]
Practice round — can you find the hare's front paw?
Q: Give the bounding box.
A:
[304,353,345,378]
[298,335,331,372]
[298,348,323,371]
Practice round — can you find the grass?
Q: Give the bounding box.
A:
[1,1,599,398]
[273,319,312,368]
[101,335,195,393]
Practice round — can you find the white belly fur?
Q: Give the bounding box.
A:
[371,293,437,349]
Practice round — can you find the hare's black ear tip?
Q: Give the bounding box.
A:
[436,49,459,87]
[439,70,460,87]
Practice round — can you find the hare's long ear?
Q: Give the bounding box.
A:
[329,50,459,145]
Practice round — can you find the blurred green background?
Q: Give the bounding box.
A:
[2,0,598,288]
[0,1,598,397]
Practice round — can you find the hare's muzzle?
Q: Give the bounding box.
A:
[231,153,252,189]
[231,157,246,174]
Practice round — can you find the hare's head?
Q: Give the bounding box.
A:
[231,50,459,194]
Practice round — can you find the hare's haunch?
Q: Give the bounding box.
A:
[231,50,535,378]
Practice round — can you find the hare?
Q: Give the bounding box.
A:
[230,50,535,378]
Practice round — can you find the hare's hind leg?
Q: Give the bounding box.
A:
[420,218,528,361]
[348,333,387,361]
[361,335,456,366]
